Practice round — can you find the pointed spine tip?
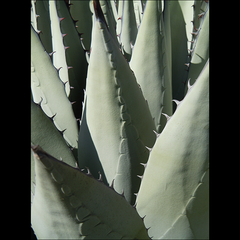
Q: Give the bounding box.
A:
[59,128,66,136]
[110,179,115,189]
[56,66,62,73]
[48,51,56,57]
[145,146,152,152]
[187,78,192,90]
[59,17,65,22]
[36,97,43,107]
[153,130,160,138]
[49,113,57,122]
[85,166,92,176]
[75,162,79,169]
[98,171,103,182]
[162,113,171,122]
[120,190,125,197]
[140,162,147,168]
[172,99,181,107]
[93,0,109,30]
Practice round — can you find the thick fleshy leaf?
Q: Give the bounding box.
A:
[69,0,93,51]
[187,8,209,88]
[136,60,209,239]
[49,0,71,95]
[32,0,52,54]
[168,0,194,102]
[117,0,138,61]
[31,100,76,166]
[31,26,78,149]
[78,1,156,205]
[130,0,172,133]
[31,145,150,239]
[52,0,88,120]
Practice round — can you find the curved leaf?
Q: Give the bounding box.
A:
[187,9,209,88]
[168,0,194,102]
[136,60,209,239]
[31,145,150,239]
[69,0,93,51]
[130,0,172,133]
[32,0,52,54]
[31,26,78,148]
[49,0,71,96]
[118,0,138,61]
[31,99,76,166]
[78,1,156,205]
[53,0,88,120]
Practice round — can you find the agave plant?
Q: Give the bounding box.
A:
[31,0,209,239]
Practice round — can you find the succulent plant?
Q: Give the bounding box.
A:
[31,0,209,239]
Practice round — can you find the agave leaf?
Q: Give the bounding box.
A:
[34,0,52,54]
[54,0,88,120]
[186,8,209,88]
[78,0,156,205]
[31,145,150,239]
[117,0,138,61]
[49,0,71,96]
[31,99,76,166]
[31,26,78,149]
[163,0,172,87]
[69,0,93,51]
[133,0,144,28]
[168,0,194,102]
[109,0,118,23]
[192,0,209,32]
[31,0,38,33]
[136,60,209,239]
[130,0,172,133]
[99,0,118,44]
